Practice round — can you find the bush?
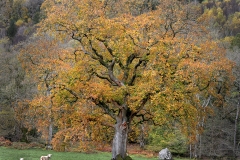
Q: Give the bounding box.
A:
[15,19,24,26]
[11,141,44,150]
[147,126,188,155]
[0,137,12,147]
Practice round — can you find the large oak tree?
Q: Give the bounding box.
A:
[20,0,234,159]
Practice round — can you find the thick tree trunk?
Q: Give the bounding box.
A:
[112,108,129,160]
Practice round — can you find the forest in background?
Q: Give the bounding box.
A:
[0,0,240,159]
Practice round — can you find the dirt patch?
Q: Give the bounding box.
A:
[97,143,157,158]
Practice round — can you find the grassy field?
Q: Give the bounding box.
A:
[0,146,190,160]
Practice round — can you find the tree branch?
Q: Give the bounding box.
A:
[88,39,108,67]
[96,37,114,57]
[94,71,115,85]
[108,58,125,87]
[58,84,79,102]
[131,93,151,119]
[91,98,115,119]
[128,58,144,86]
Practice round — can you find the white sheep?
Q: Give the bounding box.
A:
[40,154,52,160]
[20,158,24,160]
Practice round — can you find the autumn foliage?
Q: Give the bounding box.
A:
[19,0,234,159]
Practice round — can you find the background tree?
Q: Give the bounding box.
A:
[192,45,240,159]
[0,37,35,142]
[190,1,240,157]
[201,0,240,37]
[19,35,68,147]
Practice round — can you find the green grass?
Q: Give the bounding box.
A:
[0,147,153,160]
[0,146,190,160]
